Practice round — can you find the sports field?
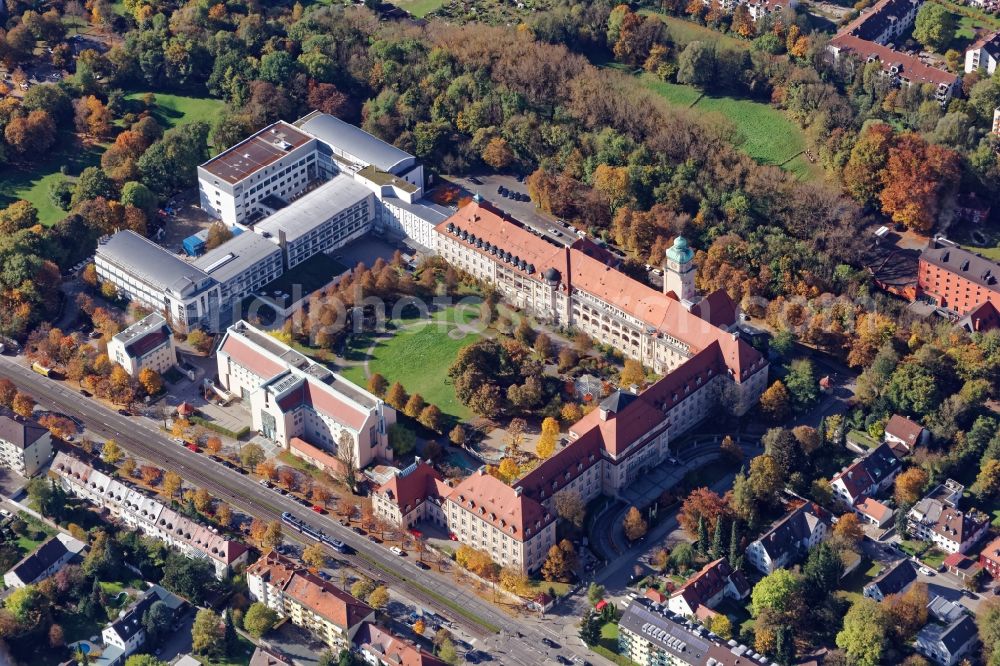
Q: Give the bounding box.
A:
[339,303,487,420]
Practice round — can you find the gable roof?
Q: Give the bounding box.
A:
[855,496,893,523]
[355,622,447,666]
[446,469,553,541]
[865,559,916,597]
[436,203,765,382]
[884,414,925,448]
[249,647,293,666]
[921,239,1000,293]
[7,536,71,585]
[958,300,1000,333]
[752,502,830,563]
[670,558,749,611]
[0,408,48,450]
[247,551,373,630]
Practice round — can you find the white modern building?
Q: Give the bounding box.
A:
[98,112,449,333]
[107,313,177,377]
[0,409,53,478]
[966,32,1000,75]
[216,321,395,470]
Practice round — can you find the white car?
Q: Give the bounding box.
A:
[919,566,935,576]
[0,509,11,518]
[390,546,405,556]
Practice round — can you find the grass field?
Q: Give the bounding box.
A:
[339,303,486,420]
[0,136,104,226]
[388,0,445,17]
[639,10,748,50]
[640,73,820,179]
[124,92,225,130]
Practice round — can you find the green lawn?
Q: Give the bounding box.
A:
[339,303,486,420]
[639,11,748,50]
[388,0,445,17]
[124,92,225,131]
[0,136,104,226]
[640,75,822,180]
[58,608,102,644]
[835,556,878,605]
[197,633,256,666]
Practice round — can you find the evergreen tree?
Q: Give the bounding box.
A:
[775,625,795,664]
[729,520,743,569]
[579,613,600,645]
[710,517,725,559]
[223,609,236,654]
[817,416,827,448]
[696,516,708,556]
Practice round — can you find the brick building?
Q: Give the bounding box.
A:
[918,238,1000,317]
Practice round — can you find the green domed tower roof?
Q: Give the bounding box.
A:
[666,236,694,264]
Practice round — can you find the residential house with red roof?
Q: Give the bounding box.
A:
[355,622,448,666]
[107,313,177,378]
[216,320,396,470]
[247,550,375,649]
[667,558,750,618]
[884,414,928,455]
[831,442,902,507]
[979,535,1000,579]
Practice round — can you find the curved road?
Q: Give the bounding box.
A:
[0,357,598,666]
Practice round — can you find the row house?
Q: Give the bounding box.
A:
[247,550,375,649]
[51,452,248,578]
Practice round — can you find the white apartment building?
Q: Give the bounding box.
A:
[216,321,395,469]
[254,174,374,269]
[52,452,249,578]
[907,498,989,554]
[0,409,53,478]
[95,231,222,332]
[247,550,375,649]
[100,585,184,666]
[197,121,319,226]
[965,32,1000,74]
[107,313,177,377]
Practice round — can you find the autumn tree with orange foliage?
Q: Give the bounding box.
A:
[879,133,961,232]
[678,487,732,538]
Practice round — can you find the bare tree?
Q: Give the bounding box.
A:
[337,430,357,492]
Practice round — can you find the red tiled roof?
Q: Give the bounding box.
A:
[829,34,959,88]
[519,427,603,499]
[275,380,368,430]
[436,203,764,381]
[220,334,285,380]
[885,414,925,448]
[689,289,738,329]
[248,551,372,630]
[446,470,553,541]
[960,301,1000,333]
[355,623,447,666]
[671,558,748,611]
[855,496,893,523]
[979,535,1000,567]
[375,462,443,514]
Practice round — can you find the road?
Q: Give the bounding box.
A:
[0,356,604,666]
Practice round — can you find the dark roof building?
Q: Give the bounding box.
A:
[864,559,917,601]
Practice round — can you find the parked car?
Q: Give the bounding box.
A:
[117,409,131,416]
[79,389,92,397]
[415,561,430,570]
[390,546,405,556]
[541,638,560,649]
[352,526,365,535]
[919,566,935,576]
[312,505,326,514]
[368,535,382,544]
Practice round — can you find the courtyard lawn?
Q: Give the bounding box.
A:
[0,136,104,226]
[124,92,225,131]
[388,0,445,17]
[197,633,256,666]
[339,303,486,421]
[835,556,878,605]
